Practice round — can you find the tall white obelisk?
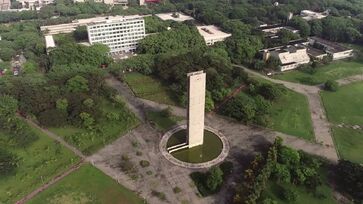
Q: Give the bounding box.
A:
[187,71,206,148]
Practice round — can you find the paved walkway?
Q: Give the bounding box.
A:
[336,74,363,86]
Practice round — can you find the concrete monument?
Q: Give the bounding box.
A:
[187,71,206,148]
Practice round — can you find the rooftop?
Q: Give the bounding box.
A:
[301,10,328,21]
[307,46,327,57]
[155,12,194,22]
[310,37,352,53]
[45,35,55,48]
[196,25,231,40]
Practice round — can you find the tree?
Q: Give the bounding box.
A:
[324,80,338,92]
[0,47,16,61]
[83,98,94,108]
[336,160,363,202]
[278,146,300,166]
[0,148,18,175]
[38,109,67,127]
[56,98,68,111]
[73,26,88,41]
[288,17,311,37]
[206,166,224,192]
[310,20,322,36]
[205,91,214,112]
[0,95,18,118]
[222,93,257,122]
[79,112,94,129]
[257,84,285,101]
[66,75,89,93]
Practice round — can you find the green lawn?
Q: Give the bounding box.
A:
[0,125,79,203]
[124,72,178,106]
[28,164,145,204]
[320,82,363,164]
[332,127,363,164]
[50,99,139,155]
[320,82,363,125]
[273,60,363,85]
[146,110,184,131]
[269,89,314,140]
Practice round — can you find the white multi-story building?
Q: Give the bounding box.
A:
[87,15,145,53]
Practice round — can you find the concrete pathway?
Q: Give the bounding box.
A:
[336,74,363,86]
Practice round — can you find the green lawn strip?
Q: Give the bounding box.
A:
[273,60,363,85]
[124,72,178,106]
[28,164,145,204]
[146,110,184,131]
[50,98,139,155]
[269,89,314,140]
[0,125,79,203]
[332,127,363,164]
[320,82,363,125]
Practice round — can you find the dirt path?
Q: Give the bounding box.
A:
[15,161,85,204]
[336,74,363,86]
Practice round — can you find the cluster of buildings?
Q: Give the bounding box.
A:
[262,37,354,71]
[42,12,232,56]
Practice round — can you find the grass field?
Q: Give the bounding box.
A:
[321,82,363,125]
[332,127,363,164]
[146,110,184,131]
[273,60,363,85]
[269,89,314,140]
[124,72,178,106]
[320,82,363,164]
[28,164,145,204]
[0,124,79,203]
[50,99,139,155]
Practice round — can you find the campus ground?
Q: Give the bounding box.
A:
[28,164,145,204]
[0,121,79,203]
[273,60,363,85]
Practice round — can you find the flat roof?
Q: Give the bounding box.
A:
[307,46,327,57]
[196,25,231,40]
[45,35,55,48]
[155,12,194,22]
[310,37,352,53]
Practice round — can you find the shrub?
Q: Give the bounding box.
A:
[151,190,166,201]
[219,161,233,177]
[139,160,150,168]
[206,166,224,192]
[173,187,182,194]
[38,109,67,127]
[324,80,338,92]
[281,187,298,202]
[0,148,19,175]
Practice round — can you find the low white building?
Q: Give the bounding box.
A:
[301,10,328,21]
[16,0,53,10]
[309,37,354,60]
[74,0,127,6]
[265,45,310,72]
[196,25,231,46]
[45,35,55,50]
[155,12,194,22]
[0,0,10,10]
[87,15,145,54]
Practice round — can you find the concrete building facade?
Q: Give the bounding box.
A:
[187,71,206,148]
[87,15,145,53]
[17,0,54,10]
